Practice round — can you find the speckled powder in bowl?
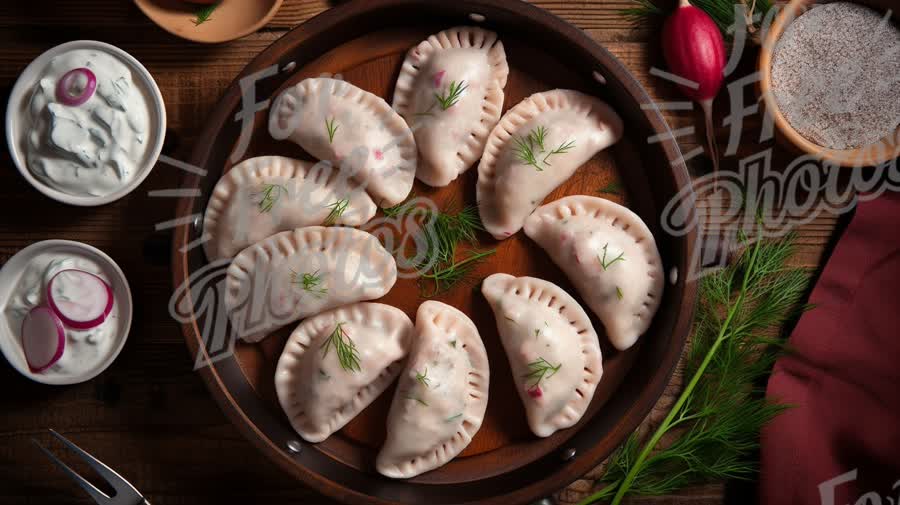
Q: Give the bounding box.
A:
[770,2,900,150]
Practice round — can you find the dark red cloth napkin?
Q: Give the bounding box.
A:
[761,191,900,505]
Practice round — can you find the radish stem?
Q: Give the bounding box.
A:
[700,98,720,176]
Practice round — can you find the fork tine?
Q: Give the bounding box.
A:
[32,439,111,505]
[47,429,142,500]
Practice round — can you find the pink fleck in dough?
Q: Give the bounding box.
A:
[374,149,384,161]
[433,70,446,88]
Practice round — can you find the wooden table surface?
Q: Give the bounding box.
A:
[0,1,845,504]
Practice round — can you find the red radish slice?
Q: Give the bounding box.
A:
[47,270,114,330]
[21,307,66,373]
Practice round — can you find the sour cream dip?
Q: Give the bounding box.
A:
[0,240,132,385]
[6,40,166,206]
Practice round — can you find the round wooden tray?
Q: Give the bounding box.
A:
[172,1,697,503]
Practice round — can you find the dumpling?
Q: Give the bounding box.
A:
[523,196,664,350]
[476,89,624,239]
[268,77,417,206]
[203,156,377,261]
[377,301,489,479]
[275,303,414,443]
[225,226,397,343]
[392,26,509,187]
[481,273,603,437]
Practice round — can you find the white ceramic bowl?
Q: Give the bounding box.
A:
[5,40,166,206]
[0,240,133,385]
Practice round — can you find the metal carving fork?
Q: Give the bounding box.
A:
[32,430,150,505]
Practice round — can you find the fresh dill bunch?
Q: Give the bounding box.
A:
[192,2,220,26]
[419,249,496,296]
[580,231,809,505]
[382,199,494,296]
[323,197,350,226]
[320,322,361,373]
[381,197,419,219]
[621,0,774,37]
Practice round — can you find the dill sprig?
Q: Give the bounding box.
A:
[513,135,541,170]
[542,140,576,166]
[419,249,497,296]
[615,286,624,300]
[323,197,350,226]
[320,322,361,373]
[325,117,339,143]
[621,0,774,38]
[192,2,220,26]
[404,394,429,407]
[435,80,468,110]
[598,180,623,195]
[527,125,548,152]
[415,368,431,388]
[599,243,626,270]
[579,231,809,505]
[523,357,562,389]
[382,200,495,296]
[290,269,327,298]
[445,413,463,423]
[621,0,664,25]
[512,126,576,171]
[413,104,436,118]
[256,183,287,213]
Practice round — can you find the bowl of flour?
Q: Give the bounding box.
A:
[759,0,900,167]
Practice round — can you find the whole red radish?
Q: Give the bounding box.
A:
[662,0,726,172]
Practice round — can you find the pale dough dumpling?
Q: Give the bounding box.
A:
[377,301,489,479]
[476,89,624,239]
[203,156,377,261]
[225,226,397,343]
[268,77,417,206]
[482,273,603,437]
[392,26,509,187]
[275,303,414,443]
[524,196,664,351]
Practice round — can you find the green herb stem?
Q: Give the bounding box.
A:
[321,322,361,373]
[192,2,220,26]
[601,233,763,505]
[325,117,339,143]
[435,80,468,110]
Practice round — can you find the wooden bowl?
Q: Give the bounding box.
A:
[758,0,900,167]
[134,0,283,44]
[171,1,697,503]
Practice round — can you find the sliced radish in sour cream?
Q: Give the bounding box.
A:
[47,269,114,330]
[21,307,66,373]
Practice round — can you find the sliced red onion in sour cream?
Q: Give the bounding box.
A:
[55,67,97,107]
[47,269,114,330]
[21,307,66,373]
